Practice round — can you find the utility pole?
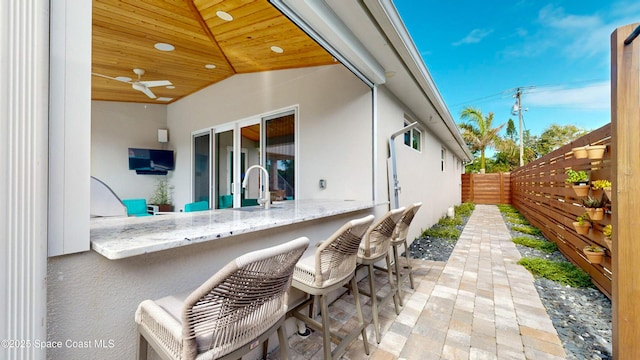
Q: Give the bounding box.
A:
[510,86,535,167]
[516,89,524,166]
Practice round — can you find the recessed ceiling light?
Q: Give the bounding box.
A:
[216,11,233,21]
[270,46,284,54]
[154,43,175,51]
[205,64,216,69]
[166,85,175,89]
[115,76,132,82]
[156,97,173,102]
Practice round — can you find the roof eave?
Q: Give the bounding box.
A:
[362,0,472,161]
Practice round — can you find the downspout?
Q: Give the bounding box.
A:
[388,122,419,209]
[372,85,378,203]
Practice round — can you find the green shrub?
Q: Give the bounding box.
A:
[512,225,542,236]
[497,204,518,213]
[507,217,530,225]
[505,211,525,219]
[438,215,463,227]
[455,202,475,217]
[421,226,461,240]
[512,236,557,253]
[517,257,593,288]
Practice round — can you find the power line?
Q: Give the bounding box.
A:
[450,79,608,108]
[449,91,505,107]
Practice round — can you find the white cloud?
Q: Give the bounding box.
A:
[538,5,601,30]
[502,1,640,59]
[452,28,493,46]
[527,81,610,110]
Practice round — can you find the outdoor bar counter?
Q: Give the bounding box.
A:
[91,199,375,259]
[47,199,378,359]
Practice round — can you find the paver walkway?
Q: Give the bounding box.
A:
[279,205,566,360]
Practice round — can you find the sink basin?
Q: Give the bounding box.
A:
[232,206,281,212]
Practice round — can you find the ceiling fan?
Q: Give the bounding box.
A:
[92,68,172,99]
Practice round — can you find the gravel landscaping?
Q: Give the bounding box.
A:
[408,205,612,360]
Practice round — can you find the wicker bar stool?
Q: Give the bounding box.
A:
[390,202,422,306]
[135,237,309,360]
[357,207,405,344]
[290,215,375,360]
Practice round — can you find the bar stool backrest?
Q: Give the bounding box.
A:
[180,237,309,359]
[360,207,405,259]
[313,215,375,287]
[393,202,423,243]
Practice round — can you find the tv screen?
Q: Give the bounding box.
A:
[128,148,175,175]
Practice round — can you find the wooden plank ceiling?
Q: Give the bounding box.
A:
[92,0,336,103]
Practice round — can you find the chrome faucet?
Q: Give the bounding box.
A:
[242,165,270,209]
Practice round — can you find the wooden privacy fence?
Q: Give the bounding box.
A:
[462,24,639,357]
[510,124,612,298]
[461,172,511,204]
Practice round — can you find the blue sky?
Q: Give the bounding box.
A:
[393,0,640,137]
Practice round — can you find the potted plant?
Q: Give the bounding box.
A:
[586,144,607,160]
[603,224,612,250]
[583,244,605,264]
[591,179,611,199]
[149,178,174,212]
[581,195,605,221]
[571,146,588,159]
[565,169,589,197]
[572,212,591,235]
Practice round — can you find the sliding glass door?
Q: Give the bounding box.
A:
[214,128,234,209]
[239,122,261,207]
[193,109,296,209]
[193,131,211,207]
[265,112,295,201]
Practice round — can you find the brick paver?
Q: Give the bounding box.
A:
[278,205,565,360]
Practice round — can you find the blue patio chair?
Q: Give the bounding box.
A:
[122,199,152,217]
[218,195,233,209]
[184,200,208,212]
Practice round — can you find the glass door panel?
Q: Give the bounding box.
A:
[215,129,234,209]
[265,113,295,201]
[240,123,261,207]
[193,132,211,207]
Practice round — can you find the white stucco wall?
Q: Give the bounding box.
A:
[375,86,463,243]
[91,101,169,201]
[167,64,373,209]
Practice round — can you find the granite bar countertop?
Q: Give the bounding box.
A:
[91,199,374,260]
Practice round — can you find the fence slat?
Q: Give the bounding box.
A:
[611,23,640,359]
[510,123,612,298]
[461,173,511,204]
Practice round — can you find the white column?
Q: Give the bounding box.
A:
[0,0,50,359]
[48,0,91,256]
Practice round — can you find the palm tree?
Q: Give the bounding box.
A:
[458,107,505,173]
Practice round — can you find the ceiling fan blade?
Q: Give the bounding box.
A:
[140,86,157,99]
[92,72,131,83]
[140,80,172,88]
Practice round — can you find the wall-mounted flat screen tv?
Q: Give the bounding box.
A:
[128,148,175,175]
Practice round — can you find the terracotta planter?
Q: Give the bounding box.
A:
[586,145,606,160]
[572,222,591,235]
[572,184,590,197]
[590,188,603,200]
[604,237,613,250]
[572,146,588,159]
[583,249,605,264]
[155,204,174,212]
[586,207,604,221]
